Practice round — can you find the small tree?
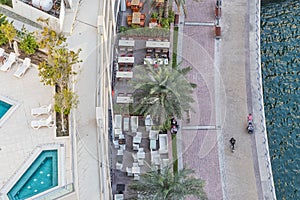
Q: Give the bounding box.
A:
[36,18,66,53]
[38,46,81,132]
[38,46,82,89]
[19,30,39,55]
[54,89,78,132]
[0,22,16,48]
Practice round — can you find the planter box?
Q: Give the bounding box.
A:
[215,26,221,39]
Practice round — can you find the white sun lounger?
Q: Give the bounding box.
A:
[31,115,55,129]
[0,52,16,72]
[0,48,4,56]
[31,104,52,117]
[14,58,31,78]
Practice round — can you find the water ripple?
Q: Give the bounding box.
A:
[261,0,300,199]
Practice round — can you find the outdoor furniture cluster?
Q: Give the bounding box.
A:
[115,37,137,105]
[0,48,31,78]
[116,93,133,104]
[113,114,140,169]
[150,133,169,169]
[144,38,170,67]
[112,114,171,198]
[114,184,125,200]
[117,37,135,77]
[126,0,146,27]
[149,130,158,150]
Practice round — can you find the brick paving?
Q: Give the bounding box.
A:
[178,0,223,199]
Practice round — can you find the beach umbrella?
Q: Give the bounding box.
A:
[13,41,20,58]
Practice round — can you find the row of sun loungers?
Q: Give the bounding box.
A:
[31,115,55,129]
[30,104,54,129]
[0,49,31,78]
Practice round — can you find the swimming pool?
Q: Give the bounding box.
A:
[0,96,19,127]
[0,100,12,119]
[7,150,58,200]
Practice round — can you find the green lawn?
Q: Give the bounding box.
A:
[172,134,178,173]
[172,27,179,69]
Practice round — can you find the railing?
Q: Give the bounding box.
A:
[33,183,74,200]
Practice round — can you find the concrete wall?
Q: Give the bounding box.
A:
[12,0,60,32]
[96,0,117,199]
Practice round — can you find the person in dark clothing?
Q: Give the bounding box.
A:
[230,137,236,151]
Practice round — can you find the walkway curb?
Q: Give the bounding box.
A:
[250,0,276,198]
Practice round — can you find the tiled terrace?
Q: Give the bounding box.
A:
[0,51,72,198]
[111,1,174,198]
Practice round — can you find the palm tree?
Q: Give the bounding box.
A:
[128,167,208,200]
[130,64,194,124]
[174,0,187,17]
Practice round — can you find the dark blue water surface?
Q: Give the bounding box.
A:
[261,0,300,199]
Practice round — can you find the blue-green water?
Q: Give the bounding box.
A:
[7,150,58,200]
[0,100,12,119]
[261,0,300,199]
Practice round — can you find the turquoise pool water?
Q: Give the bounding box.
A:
[7,150,58,200]
[0,100,12,119]
[261,0,300,199]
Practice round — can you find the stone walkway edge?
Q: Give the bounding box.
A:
[251,0,276,199]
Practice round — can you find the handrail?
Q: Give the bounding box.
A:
[32,183,74,200]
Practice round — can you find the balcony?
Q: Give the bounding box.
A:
[19,0,62,18]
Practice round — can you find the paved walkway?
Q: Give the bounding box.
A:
[177,0,222,199]
[176,0,272,199]
[66,0,101,199]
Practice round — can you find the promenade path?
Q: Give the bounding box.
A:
[66,0,101,199]
[177,0,268,199]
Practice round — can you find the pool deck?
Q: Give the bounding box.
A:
[0,61,72,195]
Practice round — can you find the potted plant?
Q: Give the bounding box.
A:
[151,12,158,23]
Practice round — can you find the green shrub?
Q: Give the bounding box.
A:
[168,9,175,23]
[0,14,9,46]
[118,26,128,33]
[120,27,170,38]
[0,0,13,7]
[19,32,39,55]
[0,32,8,46]
[0,14,8,26]
[161,18,170,29]
[151,12,158,19]
[0,23,16,48]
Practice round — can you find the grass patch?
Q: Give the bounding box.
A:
[172,134,178,173]
[0,0,12,7]
[172,27,179,69]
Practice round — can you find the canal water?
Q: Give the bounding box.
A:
[261,0,300,199]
